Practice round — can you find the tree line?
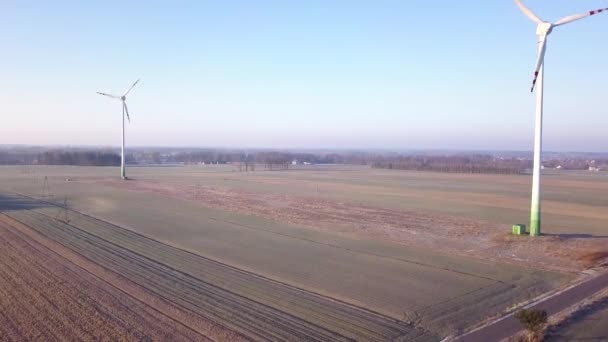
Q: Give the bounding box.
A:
[0,150,120,166]
[371,155,530,175]
[37,151,121,166]
[1,147,606,174]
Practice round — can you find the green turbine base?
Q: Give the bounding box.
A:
[529,217,541,237]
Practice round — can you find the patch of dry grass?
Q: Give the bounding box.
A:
[579,251,608,268]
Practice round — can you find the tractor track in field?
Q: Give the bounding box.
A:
[0,192,437,341]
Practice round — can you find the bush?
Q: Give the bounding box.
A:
[515,308,548,341]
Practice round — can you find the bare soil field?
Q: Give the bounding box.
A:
[0,165,594,338]
[0,212,233,341]
[0,194,433,341]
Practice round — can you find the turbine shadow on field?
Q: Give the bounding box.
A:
[0,194,50,212]
[544,233,608,239]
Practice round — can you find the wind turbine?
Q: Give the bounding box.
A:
[515,0,607,236]
[97,79,140,180]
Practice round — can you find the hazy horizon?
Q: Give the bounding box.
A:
[3,143,608,156]
[2,1,606,151]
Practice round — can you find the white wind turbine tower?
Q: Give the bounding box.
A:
[515,0,607,237]
[97,79,140,180]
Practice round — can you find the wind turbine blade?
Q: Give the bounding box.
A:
[530,35,548,93]
[123,101,131,123]
[514,0,543,23]
[554,8,608,26]
[123,78,140,97]
[96,92,120,99]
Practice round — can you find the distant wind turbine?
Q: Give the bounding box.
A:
[515,0,607,236]
[97,79,140,180]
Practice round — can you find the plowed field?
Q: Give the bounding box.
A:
[0,193,434,341]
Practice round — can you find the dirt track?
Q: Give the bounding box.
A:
[0,193,435,341]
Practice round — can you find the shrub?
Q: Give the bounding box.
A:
[515,308,548,341]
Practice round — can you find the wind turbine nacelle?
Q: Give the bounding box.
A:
[121,95,126,101]
[536,22,553,35]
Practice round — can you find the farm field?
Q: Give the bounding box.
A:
[0,213,228,341]
[1,165,605,338]
[4,164,606,272]
[0,197,430,341]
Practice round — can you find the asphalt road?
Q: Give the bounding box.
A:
[456,271,608,342]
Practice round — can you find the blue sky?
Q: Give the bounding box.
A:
[1,1,606,151]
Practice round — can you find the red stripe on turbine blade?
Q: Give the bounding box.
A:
[530,72,539,92]
[589,8,608,15]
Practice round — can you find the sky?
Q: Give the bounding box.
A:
[1,1,607,151]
